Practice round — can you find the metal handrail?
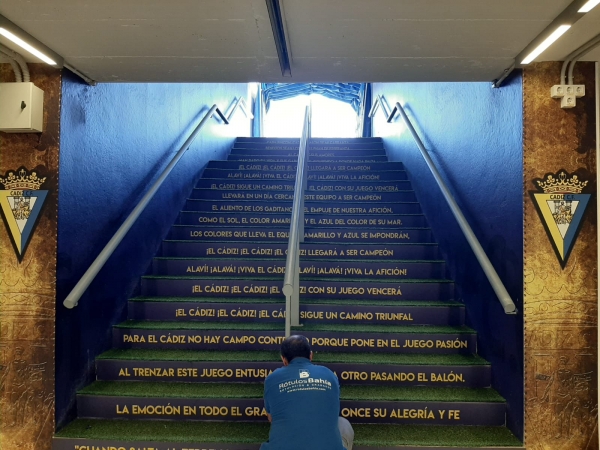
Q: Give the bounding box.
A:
[369,96,517,314]
[63,101,248,309]
[282,105,311,336]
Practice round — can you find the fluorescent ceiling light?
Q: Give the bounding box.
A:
[0,27,57,65]
[521,25,571,64]
[579,0,600,12]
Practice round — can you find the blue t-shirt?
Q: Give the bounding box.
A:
[260,357,344,450]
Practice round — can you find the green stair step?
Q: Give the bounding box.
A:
[79,381,504,402]
[142,275,452,283]
[130,296,461,307]
[55,419,523,447]
[98,348,489,365]
[153,257,445,263]
[115,320,475,334]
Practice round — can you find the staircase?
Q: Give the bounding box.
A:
[54,137,523,450]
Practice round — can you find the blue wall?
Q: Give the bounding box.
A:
[56,71,250,427]
[373,76,524,438]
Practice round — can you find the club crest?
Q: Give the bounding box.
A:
[0,167,49,262]
[530,170,592,268]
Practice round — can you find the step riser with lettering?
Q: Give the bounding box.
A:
[52,439,523,450]
[53,438,262,450]
[202,169,406,181]
[235,139,384,145]
[141,279,453,301]
[195,178,414,191]
[208,161,403,171]
[150,259,445,279]
[96,359,489,387]
[167,226,433,243]
[233,142,385,149]
[233,145,386,151]
[234,141,385,147]
[178,212,428,228]
[232,143,386,149]
[229,149,387,158]
[236,138,383,143]
[77,396,503,426]
[115,328,473,354]
[160,242,441,260]
[129,301,461,325]
[184,200,421,215]
[188,189,417,203]
[227,155,389,163]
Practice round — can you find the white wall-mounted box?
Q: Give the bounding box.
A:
[0,82,44,132]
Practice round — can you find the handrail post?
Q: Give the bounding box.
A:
[63,104,234,309]
[372,97,517,315]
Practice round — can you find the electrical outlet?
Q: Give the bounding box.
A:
[561,94,577,109]
[572,84,585,97]
[551,85,567,98]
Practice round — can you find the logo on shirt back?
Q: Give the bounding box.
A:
[299,369,310,379]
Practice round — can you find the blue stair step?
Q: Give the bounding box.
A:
[167,226,433,243]
[183,199,421,215]
[230,148,388,158]
[195,178,414,192]
[235,142,385,149]
[149,258,445,279]
[178,211,428,228]
[54,437,522,450]
[235,137,383,144]
[232,141,385,149]
[160,241,441,260]
[128,298,462,326]
[201,168,407,181]
[227,154,389,163]
[140,277,453,301]
[208,160,403,172]
[114,322,474,354]
[76,385,505,426]
[188,188,417,202]
[96,350,489,387]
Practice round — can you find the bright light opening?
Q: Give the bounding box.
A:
[264,94,360,138]
[579,0,600,12]
[521,25,571,64]
[0,27,57,65]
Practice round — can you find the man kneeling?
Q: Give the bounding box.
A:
[260,335,354,450]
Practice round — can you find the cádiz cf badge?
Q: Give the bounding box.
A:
[530,170,592,268]
[0,167,48,262]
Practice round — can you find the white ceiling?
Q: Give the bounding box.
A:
[0,0,598,83]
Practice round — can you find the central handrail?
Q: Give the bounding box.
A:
[63,102,245,309]
[369,96,517,315]
[283,105,311,336]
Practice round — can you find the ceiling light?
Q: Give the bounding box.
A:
[579,0,600,12]
[521,25,571,64]
[0,27,57,65]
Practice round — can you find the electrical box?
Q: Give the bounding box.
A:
[0,82,44,133]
